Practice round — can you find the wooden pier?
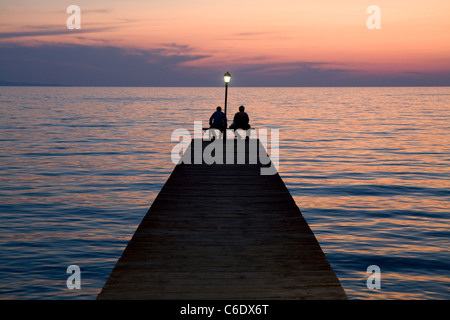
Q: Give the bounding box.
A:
[97,137,347,299]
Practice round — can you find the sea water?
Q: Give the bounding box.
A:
[0,86,449,299]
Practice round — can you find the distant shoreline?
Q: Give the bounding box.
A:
[0,81,66,87]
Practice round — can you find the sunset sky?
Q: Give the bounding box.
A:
[1,0,449,86]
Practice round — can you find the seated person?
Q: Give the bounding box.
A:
[229,105,251,130]
[209,106,227,131]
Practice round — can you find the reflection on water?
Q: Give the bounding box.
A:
[0,87,449,299]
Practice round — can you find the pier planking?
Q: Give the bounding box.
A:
[97,138,347,299]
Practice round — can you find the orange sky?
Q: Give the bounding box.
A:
[1,0,450,85]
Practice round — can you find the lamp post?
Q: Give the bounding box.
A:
[223,72,231,129]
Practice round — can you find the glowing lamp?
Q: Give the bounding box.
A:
[224,72,231,84]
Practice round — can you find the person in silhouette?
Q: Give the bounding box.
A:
[230,105,250,130]
[209,106,227,131]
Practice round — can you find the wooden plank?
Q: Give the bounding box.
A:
[97,138,347,300]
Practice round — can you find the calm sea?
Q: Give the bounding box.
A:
[0,87,449,300]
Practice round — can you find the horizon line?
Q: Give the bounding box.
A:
[1,83,450,88]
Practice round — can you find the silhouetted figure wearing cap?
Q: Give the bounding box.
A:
[230,105,250,130]
[209,106,227,131]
